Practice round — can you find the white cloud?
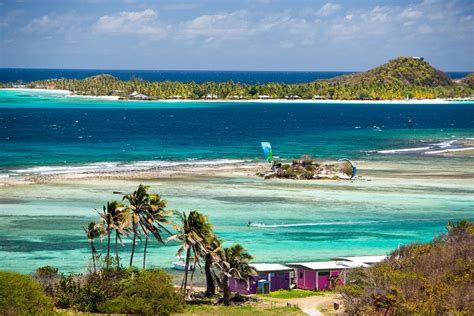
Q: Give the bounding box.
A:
[317,3,342,17]
[178,11,250,41]
[22,13,82,35]
[93,9,164,38]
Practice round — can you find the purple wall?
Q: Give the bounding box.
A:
[296,268,344,291]
[228,271,291,294]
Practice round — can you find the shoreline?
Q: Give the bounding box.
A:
[2,88,473,104]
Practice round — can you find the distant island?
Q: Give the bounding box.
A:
[2,57,474,101]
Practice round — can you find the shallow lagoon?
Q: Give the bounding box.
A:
[0,159,473,273]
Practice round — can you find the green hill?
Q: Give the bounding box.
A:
[330,56,453,87]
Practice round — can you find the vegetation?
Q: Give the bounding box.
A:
[0,271,54,315]
[99,269,184,315]
[459,73,474,89]
[261,155,353,180]
[17,57,473,100]
[338,220,474,315]
[258,289,328,299]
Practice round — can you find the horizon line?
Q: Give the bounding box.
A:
[1,67,472,73]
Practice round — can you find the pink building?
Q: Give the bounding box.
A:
[287,261,356,291]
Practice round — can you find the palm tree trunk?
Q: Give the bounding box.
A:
[106,228,111,270]
[89,241,96,273]
[129,218,137,268]
[190,264,196,291]
[222,275,230,306]
[142,235,148,270]
[183,247,191,290]
[115,231,120,268]
[205,255,215,296]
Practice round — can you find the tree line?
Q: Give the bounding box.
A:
[22,75,474,100]
[84,184,256,306]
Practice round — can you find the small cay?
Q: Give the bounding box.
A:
[258,155,355,180]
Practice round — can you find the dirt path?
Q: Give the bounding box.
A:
[260,294,343,316]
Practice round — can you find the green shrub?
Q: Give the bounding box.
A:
[54,268,134,312]
[55,274,81,309]
[99,269,184,315]
[0,271,54,316]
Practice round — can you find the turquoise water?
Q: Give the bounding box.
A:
[0,89,473,273]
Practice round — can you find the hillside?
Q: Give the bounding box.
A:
[329,56,453,87]
[459,73,474,88]
[338,220,473,315]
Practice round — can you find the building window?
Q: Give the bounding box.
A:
[319,271,330,276]
[299,272,304,279]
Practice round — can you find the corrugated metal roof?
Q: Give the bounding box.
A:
[250,263,293,272]
[286,260,368,270]
[331,256,387,264]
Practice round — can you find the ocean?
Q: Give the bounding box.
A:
[0,68,471,84]
[0,89,473,273]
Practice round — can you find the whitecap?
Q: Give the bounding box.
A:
[377,147,430,154]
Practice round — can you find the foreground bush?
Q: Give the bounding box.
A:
[41,266,183,315]
[338,220,474,315]
[0,271,54,315]
[98,269,183,315]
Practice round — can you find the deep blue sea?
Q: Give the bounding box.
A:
[0,68,471,84]
[0,89,473,175]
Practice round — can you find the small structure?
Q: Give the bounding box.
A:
[258,95,271,99]
[129,91,149,100]
[203,93,218,99]
[411,56,424,61]
[287,261,364,291]
[228,263,293,294]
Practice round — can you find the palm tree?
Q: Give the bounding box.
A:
[215,244,256,306]
[139,193,173,269]
[169,210,213,292]
[123,184,151,268]
[83,221,104,273]
[97,201,126,269]
[204,235,222,297]
[112,206,131,268]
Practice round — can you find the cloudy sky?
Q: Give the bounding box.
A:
[0,0,473,71]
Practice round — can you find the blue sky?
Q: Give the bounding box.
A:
[0,0,473,71]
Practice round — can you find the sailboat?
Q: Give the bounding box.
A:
[172,255,194,271]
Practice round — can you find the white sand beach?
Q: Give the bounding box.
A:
[2,88,472,104]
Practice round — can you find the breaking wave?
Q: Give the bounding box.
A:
[376,139,473,155]
[7,159,248,176]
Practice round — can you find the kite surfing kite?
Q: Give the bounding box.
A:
[261,142,273,163]
[337,158,357,179]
